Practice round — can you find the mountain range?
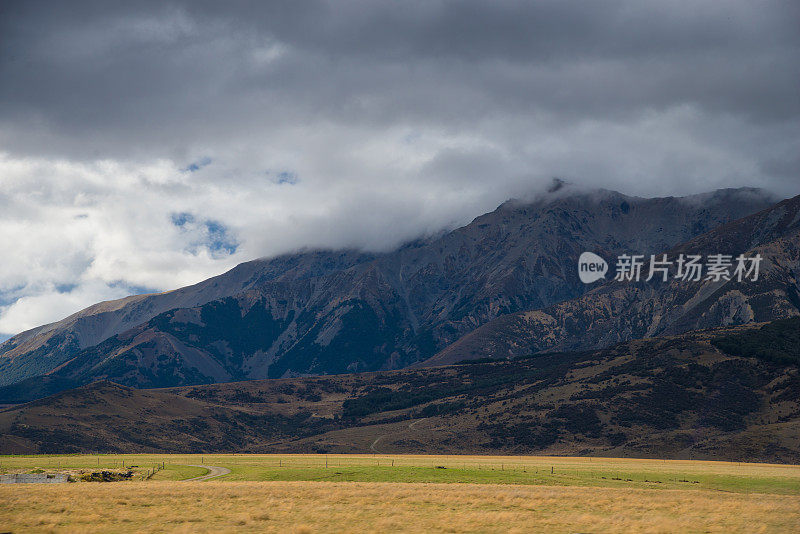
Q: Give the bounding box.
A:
[1,186,796,403]
[2,317,798,461]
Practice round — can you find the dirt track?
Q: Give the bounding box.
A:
[184,465,231,481]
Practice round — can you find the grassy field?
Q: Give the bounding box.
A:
[1,454,799,532]
[2,453,799,493]
[2,480,800,533]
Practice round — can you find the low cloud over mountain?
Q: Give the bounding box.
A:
[0,1,798,335]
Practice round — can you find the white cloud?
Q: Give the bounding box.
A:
[0,280,132,335]
[0,142,517,334]
[1,99,796,336]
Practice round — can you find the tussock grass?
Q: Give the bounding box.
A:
[2,480,799,533]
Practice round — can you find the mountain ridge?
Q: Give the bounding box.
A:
[422,194,800,367]
[0,187,781,395]
[1,318,798,462]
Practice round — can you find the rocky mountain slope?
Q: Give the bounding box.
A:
[1,318,798,462]
[422,194,800,367]
[0,188,774,396]
[0,251,374,386]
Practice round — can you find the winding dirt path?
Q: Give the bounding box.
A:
[184,465,231,481]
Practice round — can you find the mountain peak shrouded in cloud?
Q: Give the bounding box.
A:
[0,1,798,335]
[0,186,782,396]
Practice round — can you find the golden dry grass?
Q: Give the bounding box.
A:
[1,480,799,533]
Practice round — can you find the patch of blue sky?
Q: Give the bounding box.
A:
[180,156,213,173]
[171,211,195,227]
[0,283,30,306]
[108,280,159,296]
[171,212,238,257]
[277,171,298,184]
[266,170,298,185]
[204,220,238,255]
[55,283,78,294]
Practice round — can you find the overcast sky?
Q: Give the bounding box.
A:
[0,0,798,337]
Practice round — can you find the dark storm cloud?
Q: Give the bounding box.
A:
[1,0,798,159]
